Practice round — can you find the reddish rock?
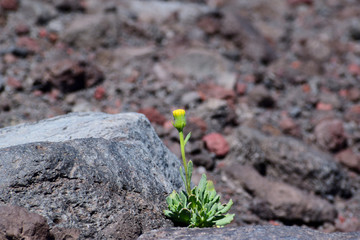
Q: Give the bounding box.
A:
[6,77,22,90]
[339,89,348,98]
[348,88,360,102]
[291,60,301,69]
[235,82,247,95]
[33,90,43,97]
[15,24,30,35]
[316,102,333,111]
[3,53,16,64]
[315,119,347,152]
[202,132,230,157]
[336,215,360,232]
[335,149,360,173]
[302,84,311,93]
[16,37,40,54]
[0,0,18,10]
[0,204,51,240]
[48,89,60,102]
[138,108,166,126]
[348,63,360,75]
[48,32,58,43]
[38,28,48,38]
[94,86,106,100]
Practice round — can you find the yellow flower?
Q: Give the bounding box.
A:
[172,109,186,132]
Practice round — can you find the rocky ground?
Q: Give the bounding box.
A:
[0,0,360,234]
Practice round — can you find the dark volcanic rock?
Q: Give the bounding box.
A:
[226,126,351,197]
[0,204,51,240]
[32,58,104,93]
[224,164,337,223]
[0,112,183,239]
[137,225,360,240]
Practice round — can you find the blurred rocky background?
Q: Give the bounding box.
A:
[0,0,360,238]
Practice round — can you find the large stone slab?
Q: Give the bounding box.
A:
[0,112,183,239]
[224,164,336,223]
[226,126,351,197]
[138,226,360,240]
[0,112,160,148]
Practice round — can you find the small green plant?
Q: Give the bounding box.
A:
[164,109,234,228]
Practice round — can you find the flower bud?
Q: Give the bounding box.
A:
[172,109,186,132]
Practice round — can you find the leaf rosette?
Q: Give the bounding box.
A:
[164,172,234,228]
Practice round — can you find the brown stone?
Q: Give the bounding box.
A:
[0,204,51,240]
[0,0,18,10]
[138,107,167,126]
[6,77,22,90]
[16,37,40,54]
[224,164,337,223]
[279,116,300,137]
[335,149,360,173]
[203,132,230,157]
[315,119,347,152]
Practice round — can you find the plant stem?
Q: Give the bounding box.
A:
[179,131,191,195]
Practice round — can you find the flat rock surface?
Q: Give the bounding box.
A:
[0,112,154,148]
[138,226,360,240]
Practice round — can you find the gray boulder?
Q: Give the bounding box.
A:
[226,126,351,197]
[223,164,337,223]
[0,112,183,239]
[61,13,120,49]
[137,225,360,240]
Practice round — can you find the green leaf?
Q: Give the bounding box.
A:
[208,202,218,216]
[209,194,220,207]
[215,214,235,227]
[218,199,233,215]
[164,210,171,217]
[167,191,177,205]
[188,194,201,211]
[206,180,215,192]
[179,190,187,205]
[197,174,207,200]
[184,132,192,145]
